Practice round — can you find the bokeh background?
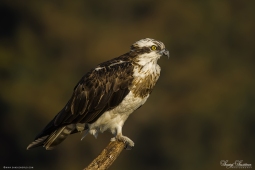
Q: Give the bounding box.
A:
[1,1,255,170]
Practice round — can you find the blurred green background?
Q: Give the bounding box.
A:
[1,1,255,170]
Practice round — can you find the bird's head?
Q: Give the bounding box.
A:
[130,38,169,65]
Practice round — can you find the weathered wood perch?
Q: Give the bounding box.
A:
[84,141,126,170]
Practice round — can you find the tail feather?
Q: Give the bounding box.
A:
[27,124,75,150]
[26,135,49,150]
[44,125,75,150]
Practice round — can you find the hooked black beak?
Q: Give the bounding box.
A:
[159,49,170,59]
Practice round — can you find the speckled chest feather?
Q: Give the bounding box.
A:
[130,62,161,98]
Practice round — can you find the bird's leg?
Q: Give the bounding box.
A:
[111,126,134,150]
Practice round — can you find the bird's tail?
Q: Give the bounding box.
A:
[27,124,75,150]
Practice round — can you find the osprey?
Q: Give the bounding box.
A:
[27,38,169,150]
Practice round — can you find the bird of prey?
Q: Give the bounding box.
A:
[27,38,169,150]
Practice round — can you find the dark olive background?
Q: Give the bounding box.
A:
[0,1,254,170]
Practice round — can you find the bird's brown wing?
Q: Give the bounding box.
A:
[54,61,134,126]
[29,58,134,148]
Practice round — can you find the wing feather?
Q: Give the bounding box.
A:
[28,55,134,148]
[53,59,134,127]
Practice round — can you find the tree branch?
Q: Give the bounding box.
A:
[84,141,125,170]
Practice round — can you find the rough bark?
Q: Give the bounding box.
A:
[84,141,125,170]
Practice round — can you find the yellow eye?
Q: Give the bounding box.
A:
[151,45,157,51]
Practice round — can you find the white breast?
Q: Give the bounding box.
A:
[87,91,149,137]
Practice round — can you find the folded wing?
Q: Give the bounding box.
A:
[27,57,134,150]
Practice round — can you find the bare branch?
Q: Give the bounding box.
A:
[84,141,125,170]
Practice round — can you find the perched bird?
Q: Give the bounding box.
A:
[27,38,169,150]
